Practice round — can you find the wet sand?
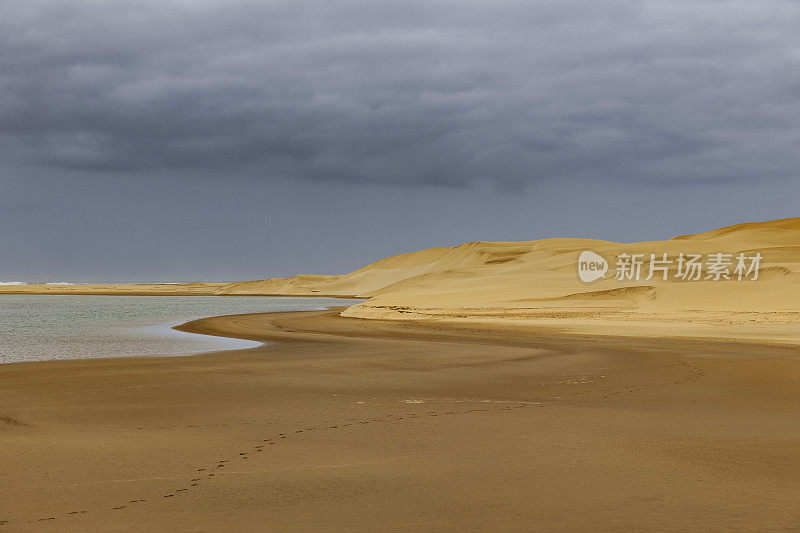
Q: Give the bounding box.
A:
[2,308,800,531]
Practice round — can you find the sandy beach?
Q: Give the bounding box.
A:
[2,307,800,531]
[5,1,800,529]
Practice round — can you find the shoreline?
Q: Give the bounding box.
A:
[0,285,360,298]
[176,307,800,352]
[3,309,800,530]
[0,296,362,366]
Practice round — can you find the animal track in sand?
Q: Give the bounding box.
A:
[14,365,708,528]
[128,421,257,431]
[14,401,541,526]
[548,357,706,399]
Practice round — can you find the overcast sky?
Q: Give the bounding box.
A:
[2,0,799,281]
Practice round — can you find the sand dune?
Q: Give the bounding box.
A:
[4,217,798,343]
[220,217,800,343]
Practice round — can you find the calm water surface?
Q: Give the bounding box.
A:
[0,295,357,364]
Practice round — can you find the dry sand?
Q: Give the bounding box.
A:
[2,217,799,530]
[2,308,800,531]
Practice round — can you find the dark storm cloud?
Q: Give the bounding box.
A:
[2,0,800,187]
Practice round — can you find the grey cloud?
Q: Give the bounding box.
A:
[2,0,800,187]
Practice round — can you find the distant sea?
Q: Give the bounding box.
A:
[0,281,226,285]
[0,295,357,364]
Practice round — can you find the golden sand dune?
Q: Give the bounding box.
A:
[225,216,799,342]
[216,217,798,298]
[215,240,549,297]
[3,217,798,342]
[336,218,800,342]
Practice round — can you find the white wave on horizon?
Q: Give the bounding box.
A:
[0,281,27,285]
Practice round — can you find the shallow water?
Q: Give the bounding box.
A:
[0,295,357,363]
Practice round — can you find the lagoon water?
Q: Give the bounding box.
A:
[0,295,355,364]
